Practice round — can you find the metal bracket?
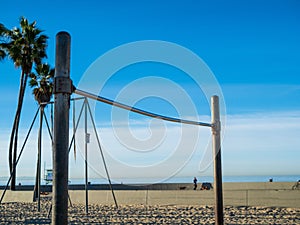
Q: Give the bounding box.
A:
[54,77,73,94]
[212,121,221,134]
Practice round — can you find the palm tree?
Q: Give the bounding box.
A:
[29,63,54,209]
[0,17,48,190]
[0,24,7,60]
[29,63,54,104]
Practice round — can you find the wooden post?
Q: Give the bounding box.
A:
[211,95,224,225]
[52,32,71,225]
[85,98,89,214]
[37,106,43,212]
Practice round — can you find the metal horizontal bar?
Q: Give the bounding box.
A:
[39,97,85,106]
[71,97,86,101]
[74,89,212,127]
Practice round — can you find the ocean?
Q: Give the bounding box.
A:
[0,175,299,186]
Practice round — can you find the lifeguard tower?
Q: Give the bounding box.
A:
[44,169,53,185]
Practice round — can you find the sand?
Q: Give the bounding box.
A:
[1,182,300,224]
[2,182,300,208]
[0,199,299,224]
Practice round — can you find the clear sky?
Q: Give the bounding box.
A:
[0,0,299,182]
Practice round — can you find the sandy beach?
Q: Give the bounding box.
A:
[0,199,299,224]
[1,182,300,224]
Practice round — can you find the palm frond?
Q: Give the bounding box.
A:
[29,78,38,88]
[29,63,55,104]
[3,17,51,189]
[0,23,5,33]
[0,24,10,61]
[0,23,10,37]
[19,16,29,30]
[0,49,6,60]
[2,17,49,73]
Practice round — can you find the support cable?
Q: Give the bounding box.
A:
[68,99,85,153]
[47,99,82,212]
[43,110,53,141]
[73,99,76,160]
[47,98,83,211]
[0,107,41,204]
[86,99,118,208]
[50,103,54,136]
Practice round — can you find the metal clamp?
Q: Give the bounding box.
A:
[212,120,221,134]
[54,77,73,94]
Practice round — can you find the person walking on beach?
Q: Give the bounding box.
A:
[193,177,198,190]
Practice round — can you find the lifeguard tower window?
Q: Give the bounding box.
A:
[45,169,53,184]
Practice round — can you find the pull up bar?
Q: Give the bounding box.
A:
[73,88,223,225]
[74,88,212,127]
[52,32,223,225]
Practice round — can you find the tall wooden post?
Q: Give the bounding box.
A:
[84,98,89,214]
[52,32,71,225]
[37,106,43,212]
[211,95,224,225]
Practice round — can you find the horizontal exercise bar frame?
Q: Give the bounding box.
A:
[74,88,212,127]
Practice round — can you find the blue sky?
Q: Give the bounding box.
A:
[0,0,299,182]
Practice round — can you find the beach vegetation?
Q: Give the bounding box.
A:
[0,17,48,190]
[29,63,54,200]
[29,63,54,104]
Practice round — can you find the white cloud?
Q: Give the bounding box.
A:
[1,110,299,180]
[222,111,300,175]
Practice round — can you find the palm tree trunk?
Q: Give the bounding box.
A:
[8,113,17,174]
[8,73,24,177]
[9,72,28,190]
[33,106,43,211]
